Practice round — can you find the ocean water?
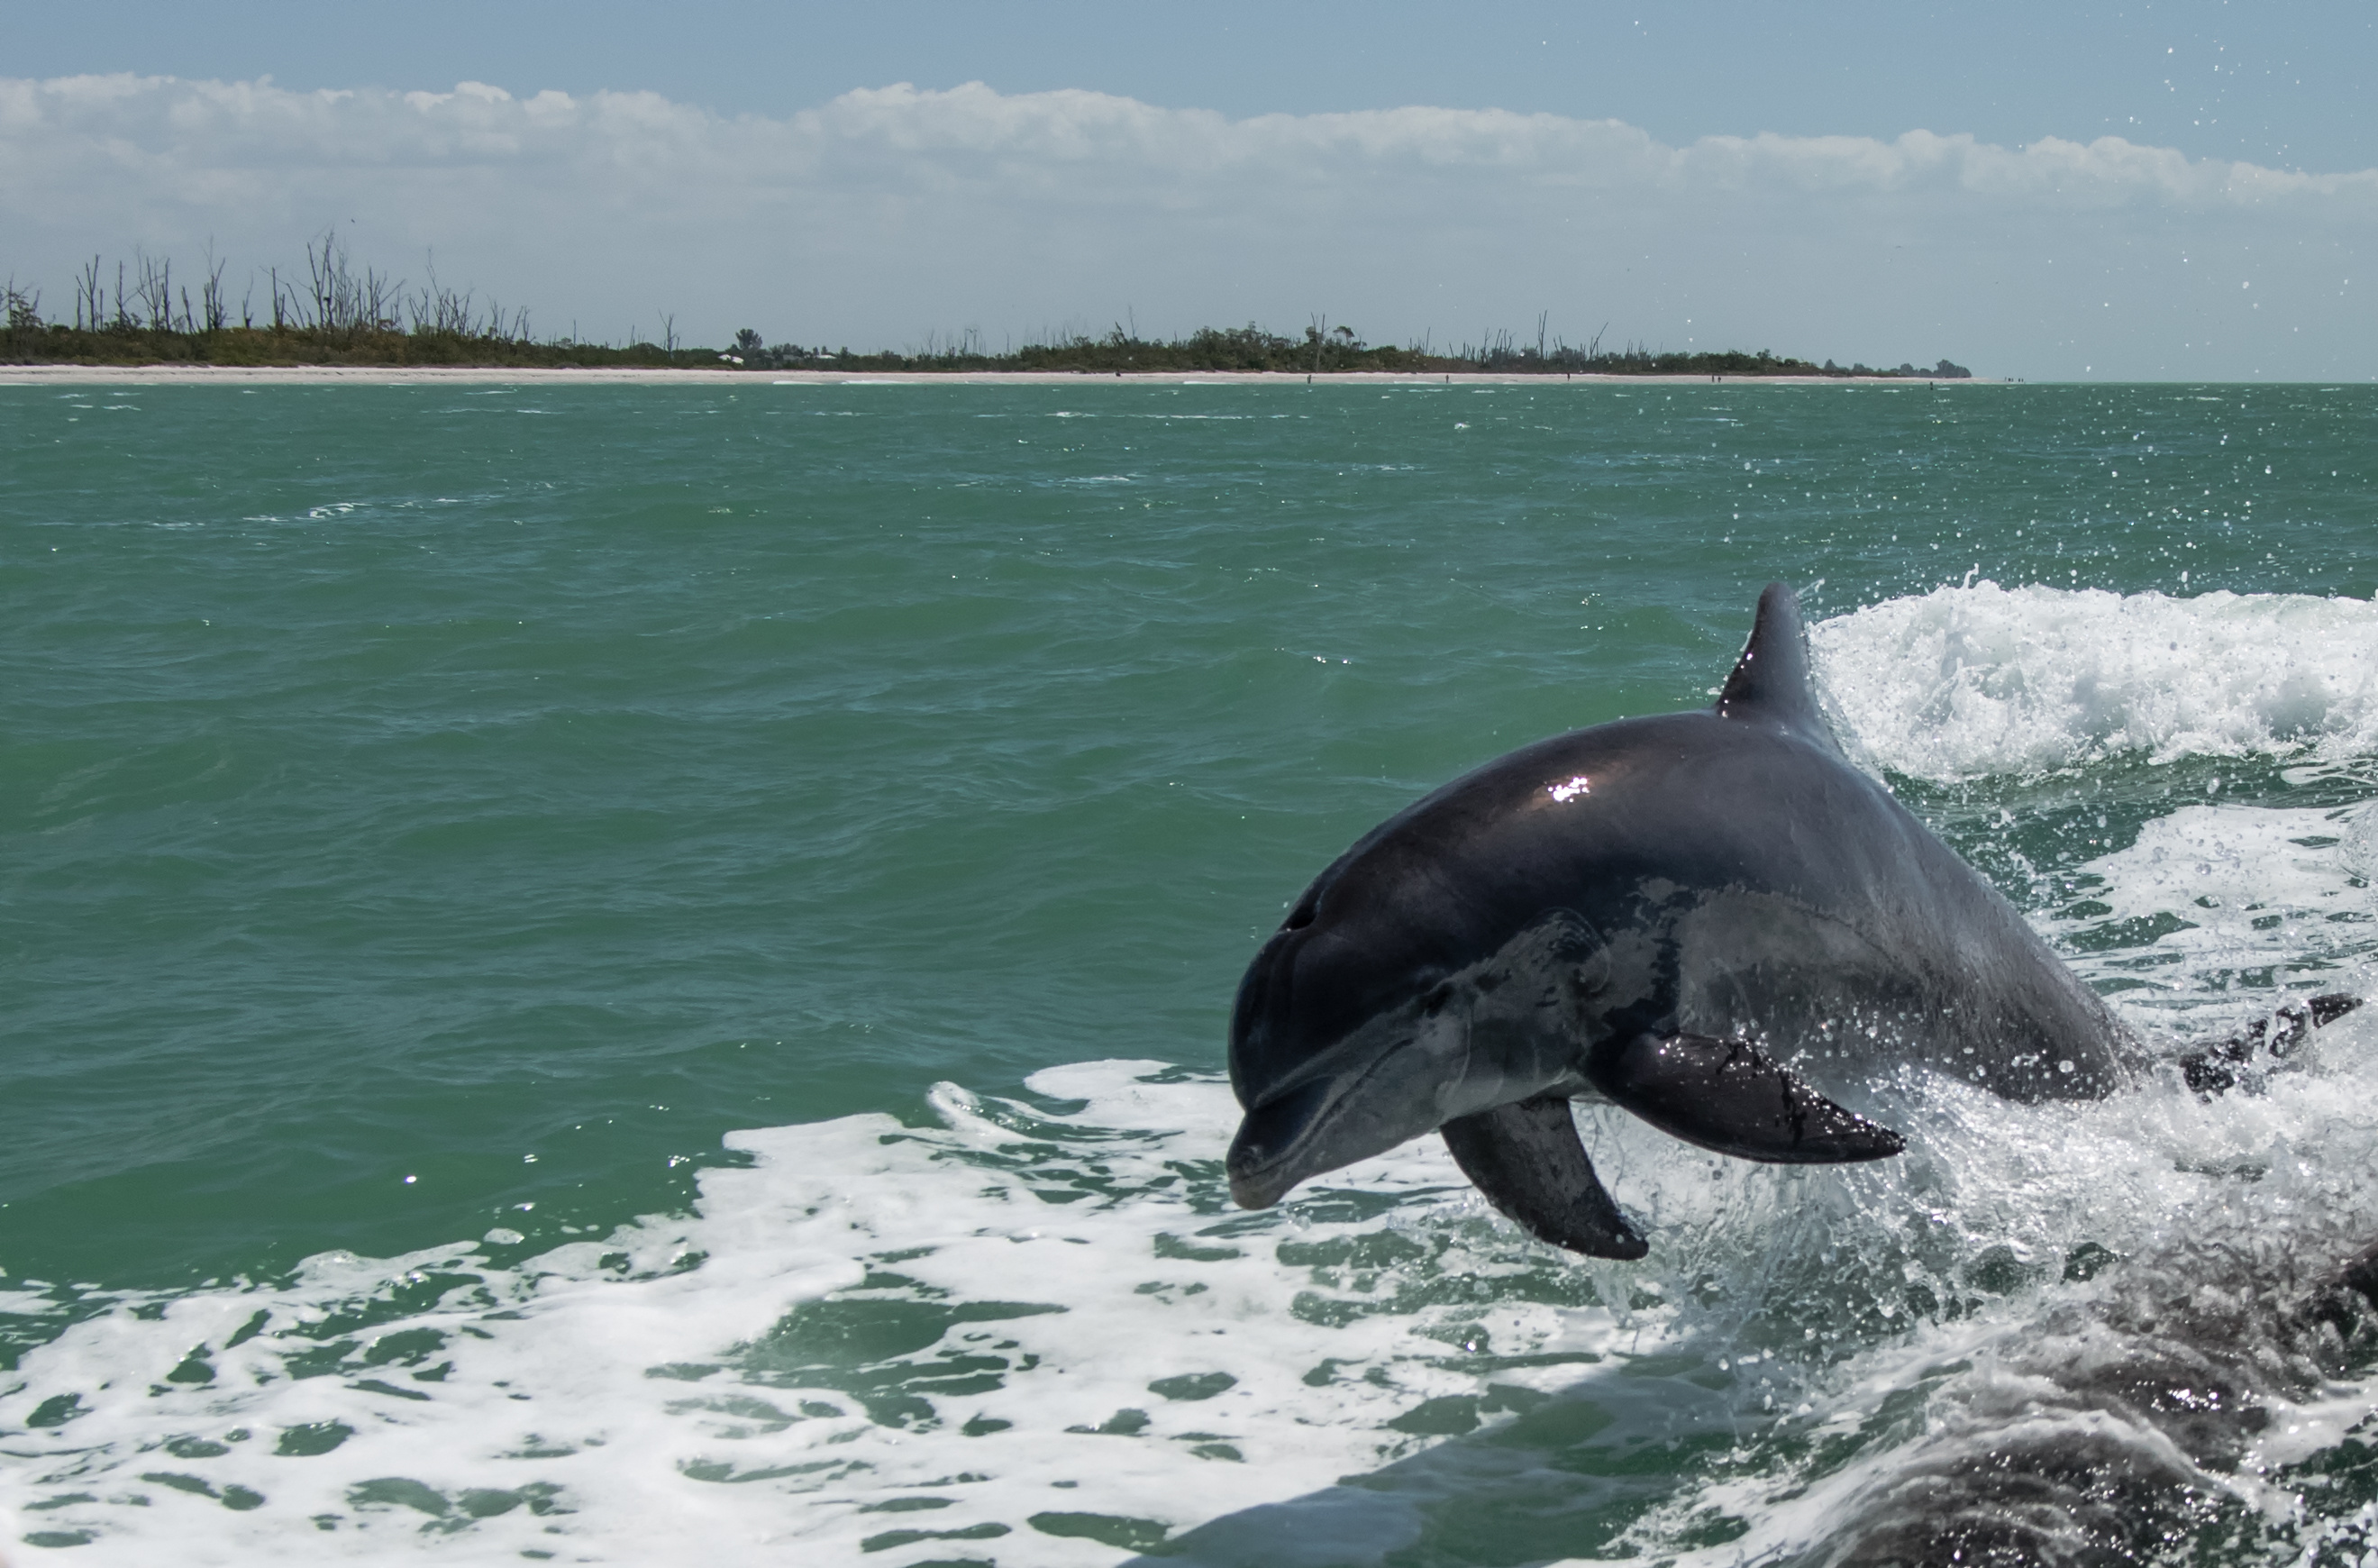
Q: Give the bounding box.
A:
[3,377,2376,1565]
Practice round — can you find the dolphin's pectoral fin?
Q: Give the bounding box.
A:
[1590,1032,1906,1164]
[1439,1097,1648,1260]
[2310,992,2364,1029]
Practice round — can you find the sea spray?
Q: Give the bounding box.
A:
[1812,583,2378,782]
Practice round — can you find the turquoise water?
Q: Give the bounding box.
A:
[5,378,2378,1563]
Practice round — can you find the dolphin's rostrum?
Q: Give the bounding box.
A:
[1226,582,2137,1258]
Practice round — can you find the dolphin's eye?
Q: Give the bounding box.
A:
[1284,899,1317,930]
[1421,983,1454,1016]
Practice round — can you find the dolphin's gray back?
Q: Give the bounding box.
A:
[1224,582,2139,1253]
[1360,713,2120,1099]
[1273,584,2127,1103]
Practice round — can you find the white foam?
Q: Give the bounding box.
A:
[2045,801,2378,1030]
[1633,1021,2378,1566]
[0,1067,1643,1564]
[1811,583,2378,781]
[15,998,2378,1564]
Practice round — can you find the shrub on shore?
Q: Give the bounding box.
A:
[729,322,1970,378]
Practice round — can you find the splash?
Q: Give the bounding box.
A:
[2046,803,2378,1034]
[1810,584,2378,782]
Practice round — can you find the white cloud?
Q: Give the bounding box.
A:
[3,73,2372,376]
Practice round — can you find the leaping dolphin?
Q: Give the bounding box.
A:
[1227,582,2168,1258]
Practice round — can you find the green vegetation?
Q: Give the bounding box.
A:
[741,319,1965,378]
[4,242,1970,378]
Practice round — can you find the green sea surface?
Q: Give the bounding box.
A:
[5,378,2377,1563]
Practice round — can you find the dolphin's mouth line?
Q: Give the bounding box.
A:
[1228,1069,1360,1182]
[1228,1027,1445,1205]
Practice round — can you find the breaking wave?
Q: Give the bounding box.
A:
[1811,583,2378,782]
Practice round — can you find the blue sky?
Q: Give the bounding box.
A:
[5,1,2373,377]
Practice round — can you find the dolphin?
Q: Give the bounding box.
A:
[1227,582,2154,1258]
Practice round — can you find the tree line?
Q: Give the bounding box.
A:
[3,241,1970,378]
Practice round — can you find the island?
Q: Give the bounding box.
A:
[0,240,1973,381]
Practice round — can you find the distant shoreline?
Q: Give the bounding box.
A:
[0,365,2004,387]
[3,240,1979,383]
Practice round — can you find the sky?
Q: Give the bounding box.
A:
[4,0,2373,378]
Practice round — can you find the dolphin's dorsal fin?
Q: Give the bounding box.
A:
[1717,581,1831,742]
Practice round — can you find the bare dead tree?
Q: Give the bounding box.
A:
[303,227,402,335]
[200,240,228,333]
[133,251,173,331]
[75,256,101,332]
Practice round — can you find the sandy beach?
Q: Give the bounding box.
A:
[0,363,1995,387]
